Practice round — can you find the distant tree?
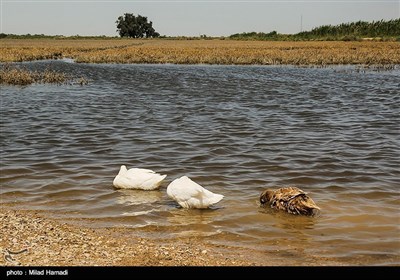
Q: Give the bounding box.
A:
[116,13,160,38]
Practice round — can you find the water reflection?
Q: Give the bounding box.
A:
[166,208,219,225]
[260,207,317,231]
[116,189,163,206]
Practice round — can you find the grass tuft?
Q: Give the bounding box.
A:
[0,64,88,85]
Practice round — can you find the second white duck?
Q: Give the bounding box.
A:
[167,176,224,209]
[113,165,167,190]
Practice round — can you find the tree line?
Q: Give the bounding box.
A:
[230,18,400,41]
[298,19,400,38]
[1,16,398,41]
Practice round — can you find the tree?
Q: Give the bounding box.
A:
[116,13,160,38]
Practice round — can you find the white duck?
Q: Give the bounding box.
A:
[166,176,224,209]
[113,165,167,190]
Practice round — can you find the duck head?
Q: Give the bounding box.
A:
[260,189,274,206]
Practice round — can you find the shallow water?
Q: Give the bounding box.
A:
[1,61,399,265]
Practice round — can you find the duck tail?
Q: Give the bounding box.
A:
[118,165,128,176]
[292,194,320,216]
[303,197,321,216]
[305,198,320,209]
[310,207,321,216]
[154,174,167,187]
[206,193,224,206]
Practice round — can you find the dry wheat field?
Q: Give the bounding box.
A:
[1,39,399,65]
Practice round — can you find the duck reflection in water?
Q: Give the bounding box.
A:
[116,189,163,206]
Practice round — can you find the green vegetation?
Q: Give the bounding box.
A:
[297,19,400,40]
[230,18,400,41]
[116,13,159,38]
[230,31,288,41]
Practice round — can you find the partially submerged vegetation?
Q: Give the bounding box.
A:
[73,40,400,65]
[1,39,399,66]
[0,64,88,85]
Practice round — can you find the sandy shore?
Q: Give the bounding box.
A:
[2,207,398,266]
[0,207,343,266]
[1,208,262,266]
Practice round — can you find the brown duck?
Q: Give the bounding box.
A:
[260,187,320,216]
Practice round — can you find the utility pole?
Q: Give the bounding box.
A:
[301,14,303,32]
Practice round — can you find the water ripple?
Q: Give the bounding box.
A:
[1,62,399,264]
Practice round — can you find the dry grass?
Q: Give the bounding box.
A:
[0,39,140,62]
[1,39,399,65]
[0,64,88,85]
[0,65,66,85]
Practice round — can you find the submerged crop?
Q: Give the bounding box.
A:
[1,39,399,66]
[0,64,88,85]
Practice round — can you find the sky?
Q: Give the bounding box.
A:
[1,0,399,37]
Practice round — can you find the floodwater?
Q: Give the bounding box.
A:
[1,61,399,265]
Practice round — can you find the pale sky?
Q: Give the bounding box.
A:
[1,0,399,37]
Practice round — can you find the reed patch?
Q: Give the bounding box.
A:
[0,64,88,85]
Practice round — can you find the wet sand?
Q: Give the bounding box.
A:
[0,207,351,266]
[0,208,261,266]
